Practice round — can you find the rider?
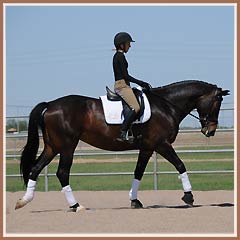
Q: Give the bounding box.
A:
[113,32,151,142]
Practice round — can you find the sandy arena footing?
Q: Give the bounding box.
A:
[5,190,235,236]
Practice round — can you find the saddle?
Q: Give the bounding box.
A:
[100,88,151,125]
[106,86,145,120]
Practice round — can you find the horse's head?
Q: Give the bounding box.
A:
[196,88,230,137]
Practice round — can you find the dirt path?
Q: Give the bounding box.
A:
[5,190,235,236]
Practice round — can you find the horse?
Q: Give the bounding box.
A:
[15,80,229,211]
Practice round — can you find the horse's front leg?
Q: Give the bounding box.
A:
[156,142,194,206]
[130,149,153,208]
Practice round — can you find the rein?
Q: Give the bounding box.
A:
[188,112,201,121]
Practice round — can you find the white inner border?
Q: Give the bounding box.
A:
[3,2,237,238]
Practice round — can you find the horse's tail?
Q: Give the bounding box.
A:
[20,102,48,186]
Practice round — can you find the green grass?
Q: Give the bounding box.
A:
[6,160,234,192]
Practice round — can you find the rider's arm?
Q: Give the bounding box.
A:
[118,53,143,85]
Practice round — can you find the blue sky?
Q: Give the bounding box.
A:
[5,4,235,126]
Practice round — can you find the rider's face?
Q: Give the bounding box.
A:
[124,42,131,53]
[118,42,131,53]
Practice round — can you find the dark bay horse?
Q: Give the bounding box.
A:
[15,80,229,211]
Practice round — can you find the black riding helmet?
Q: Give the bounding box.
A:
[114,32,135,49]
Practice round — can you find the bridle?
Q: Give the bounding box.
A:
[148,87,223,127]
[198,89,223,128]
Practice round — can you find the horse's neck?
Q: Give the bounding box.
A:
[168,93,198,123]
[169,92,198,111]
[156,85,207,123]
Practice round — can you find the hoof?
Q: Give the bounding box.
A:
[131,199,143,209]
[15,198,28,210]
[68,203,85,212]
[182,192,194,206]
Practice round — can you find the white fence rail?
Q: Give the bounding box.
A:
[6,147,234,192]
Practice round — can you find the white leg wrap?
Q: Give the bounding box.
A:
[180,172,192,192]
[61,185,78,207]
[129,179,141,200]
[22,179,36,202]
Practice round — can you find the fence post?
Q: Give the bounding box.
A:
[44,166,49,192]
[14,138,17,160]
[153,152,158,190]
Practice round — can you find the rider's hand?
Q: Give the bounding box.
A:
[140,81,152,91]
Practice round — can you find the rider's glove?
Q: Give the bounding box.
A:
[139,81,152,91]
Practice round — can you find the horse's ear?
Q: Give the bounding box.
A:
[222,90,230,96]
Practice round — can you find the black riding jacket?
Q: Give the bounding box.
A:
[113,51,142,86]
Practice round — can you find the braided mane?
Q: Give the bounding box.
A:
[154,80,216,90]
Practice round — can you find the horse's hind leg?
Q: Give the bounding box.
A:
[57,149,84,212]
[15,146,56,210]
[156,142,194,206]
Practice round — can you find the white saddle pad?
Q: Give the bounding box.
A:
[100,93,151,124]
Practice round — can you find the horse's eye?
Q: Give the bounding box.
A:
[216,95,223,101]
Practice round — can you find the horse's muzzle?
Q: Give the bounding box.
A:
[206,129,216,137]
[201,123,217,137]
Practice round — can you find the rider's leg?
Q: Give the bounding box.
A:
[117,108,137,141]
[114,80,140,142]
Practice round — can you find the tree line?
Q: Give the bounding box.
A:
[6,119,28,132]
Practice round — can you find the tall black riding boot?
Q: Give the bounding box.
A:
[116,109,137,142]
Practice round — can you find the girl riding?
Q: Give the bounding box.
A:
[113,32,151,142]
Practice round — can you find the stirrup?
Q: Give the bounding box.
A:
[116,131,134,142]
